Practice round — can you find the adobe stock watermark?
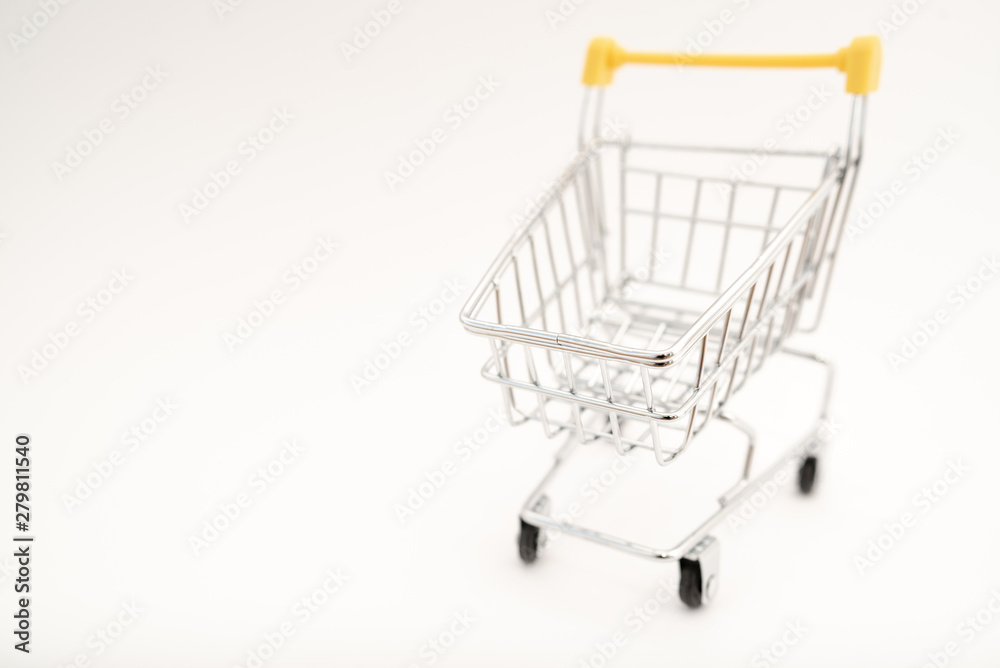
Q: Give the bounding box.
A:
[340,0,411,63]
[920,588,1000,668]
[0,556,14,585]
[726,417,842,534]
[232,567,350,668]
[587,251,672,333]
[179,107,295,224]
[751,621,809,668]
[224,235,339,351]
[577,575,679,667]
[542,449,641,555]
[876,0,931,40]
[16,268,135,385]
[62,398,178,513]
[55,600,143,668]
[853,459,970,576]
[662,0,757,63]
[187,439,305,557]
[7,0,73,53]
[718,83,834,198]
[394,408,507,524]
[405,611,477,668]
[52,65,168,182]
[383,76,500,192]
[886,254,997,371]
[350,277,468,394]
[544,0,594,30]
[213,0,249,20]
[510,116,628,230]
[846,126,958,243]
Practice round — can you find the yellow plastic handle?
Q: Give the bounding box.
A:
[582,36,881,94]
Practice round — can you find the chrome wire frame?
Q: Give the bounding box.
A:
[461,92,866,465]
[520,348,835,562]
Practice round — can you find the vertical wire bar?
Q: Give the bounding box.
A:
[761,187,781,251]
[756,262,777,322]
[768,237,799,357]
[590,89,604,146]
[678,408,697,458]
[574,171,600,313]
[541,215,567,333]
[691,334,709,433]
[522,344,552,436]
[806,190,837,298]
[680,179,703,288]
[808,193,832,267]
[494,280,503,325]
[790,193,828,333]
[715,183,738,291]
[589,156,610,293]
[650,418,665,464]
[649,174,664,278]
[527,236,548,332]
[743,258,778,389]
[723,283,756,403]
[577,87,592,149]
[619,142,628,277]
[761,243,794,364]
[599,359,626,455]
[793,209,820,284]
[809,97,866,329]
[781,210,821,343]
[599,359,614,402]
[623,321,665,398]
[702,307,732,424]
[741,334,760,391]
[563,351,586,442]
[641,366,654,412]
[490,338,515,423]
[592,152,608,237]
[662,349,693,406]
[715,309,733,365]
[511,256,527,325]
[558,196,585,329]
[695,334,708,390]
[609,411,625,455]
[584,318,630,388]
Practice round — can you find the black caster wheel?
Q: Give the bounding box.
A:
[678,536,719,609]
[798,455,818,495]
[518,520,540,564]
[517,495,549,564]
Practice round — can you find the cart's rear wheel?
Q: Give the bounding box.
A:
[518,495,550,564]
[518,520,540,564]
[798,456,819,495]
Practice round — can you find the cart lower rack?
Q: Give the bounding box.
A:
[461,35,880,607]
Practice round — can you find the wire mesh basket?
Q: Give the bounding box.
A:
[462,57,869,465]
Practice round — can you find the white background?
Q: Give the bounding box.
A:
[1,0,999,666]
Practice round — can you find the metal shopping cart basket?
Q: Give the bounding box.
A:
[461,35,881,607]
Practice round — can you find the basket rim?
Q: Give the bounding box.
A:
[460,138,846,368]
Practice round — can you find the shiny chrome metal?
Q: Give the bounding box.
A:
[461,93,864,462]
[519,349,834,563]
[464,61,864,596]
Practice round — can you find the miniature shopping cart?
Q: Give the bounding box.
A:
[461,36,880,607]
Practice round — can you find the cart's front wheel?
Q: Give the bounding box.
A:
[798,455,819,495]
[518,520,541,564]
[678,536,719,609]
